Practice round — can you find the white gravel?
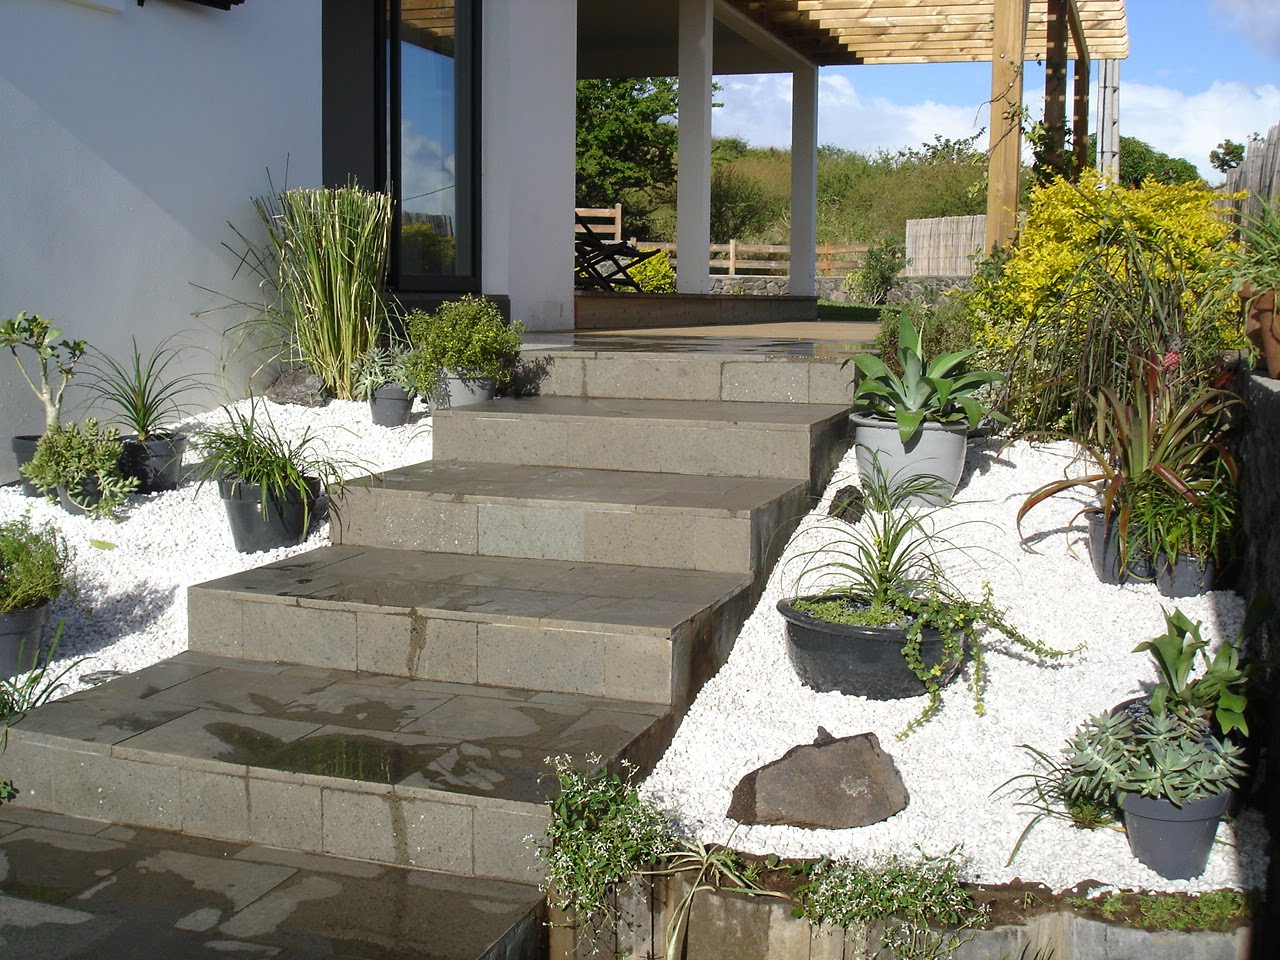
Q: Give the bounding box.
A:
[2,401,1265,894]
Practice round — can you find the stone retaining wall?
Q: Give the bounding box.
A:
[711,275,972,304]
[552,878,1249,960]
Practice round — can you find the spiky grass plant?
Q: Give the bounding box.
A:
[86,335,206,440]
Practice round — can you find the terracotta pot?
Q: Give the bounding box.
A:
[1242,286,1279,378]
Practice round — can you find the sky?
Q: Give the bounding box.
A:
[711,0,1280,180]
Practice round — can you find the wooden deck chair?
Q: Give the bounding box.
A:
[573,214,660,291]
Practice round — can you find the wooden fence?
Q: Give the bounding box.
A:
[1225,123,1280,218]
[904,215,985,276]
[625,240,866,276]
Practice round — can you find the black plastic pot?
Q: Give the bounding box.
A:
[57,478,102,517]
[777,595,961,699]
[0,601,48,679]
[120,434,188,493]
[218,477,323,553]
[1085,509,1152,585]
[1155,554,1216,598]
[11,435,40,497]
[1120,789,1231,879]
[368,385,414,427]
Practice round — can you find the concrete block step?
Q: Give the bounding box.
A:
[432,396,852,495]
[187,546,753,707]
[517,347,852,405]
[333,461,810,576]
[0,803,545,959]
[5,652,673,885]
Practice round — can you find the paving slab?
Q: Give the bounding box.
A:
[0,806,544,959]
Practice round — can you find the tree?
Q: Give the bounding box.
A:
[1088,134,1202,187]
[575,78,678,208]
[1210,139,1245,173]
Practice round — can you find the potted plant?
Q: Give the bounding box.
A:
[1232,195,1280,378]
[20,419,139,520]
[1128,463,1238,597]
[844,311,1003,504]
[0,311,88,494]
[1017,357,1239,585]
[194,400,351,553]
[353,342,417,427]
[405,295,524,409]
[86,335,204,493]
[777,455,1067,734]
[1014,609,1248,880]
[0,514,70,679]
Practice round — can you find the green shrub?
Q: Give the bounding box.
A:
[969,171,1242,434]
[628,249,676,293]
[845,236,908,305]
[874,299,977,377]
[405,296,524,398]
[0,514,69,614]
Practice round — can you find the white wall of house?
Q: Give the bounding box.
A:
[481,0,576,331]
[0,0,322,482]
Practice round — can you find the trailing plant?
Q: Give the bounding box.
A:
[789,455,1069,734]
[969,171,1242,435]
[353,343,417,399]
[0,514,70,614]
[404,296,523,400]
[0,311,89,431]
[793,850,985,960]
[847,312,1004,444]
[86,335,204,440]
[21,420,139,520]
[193,399,355,528]
[215,177,392,400]
[844,235,908,305]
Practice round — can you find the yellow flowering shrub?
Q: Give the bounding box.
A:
[969,170,1242,432]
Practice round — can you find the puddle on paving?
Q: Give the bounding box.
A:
[207,723,441,783]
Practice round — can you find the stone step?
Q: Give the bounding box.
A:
[4,652,672,886]
[187,546,753,707]
[517,345,853,405]
[333,461,810,577]
[432,396,852,495]
[0,803,545,959]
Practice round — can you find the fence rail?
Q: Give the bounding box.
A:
[637,240,866,276]
[1225,123,1280,218]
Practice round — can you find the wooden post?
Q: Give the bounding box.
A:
[612,202,622,242]
[1073,55,1091,179]
[985,0,1029,252]
[1043,0,1069,176]
[728,238,738,276]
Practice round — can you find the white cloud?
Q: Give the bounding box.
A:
[400,120,456,216]
[1213,0,1280,57]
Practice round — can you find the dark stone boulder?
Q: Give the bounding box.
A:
[266,366,329,407]
[828,485,866,525]
[727,727,908,829]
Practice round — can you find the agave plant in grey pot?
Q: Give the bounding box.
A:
[87,335,205,493]
[194,400,353,553]
[844,311,1003,504]
[353,342,417,427]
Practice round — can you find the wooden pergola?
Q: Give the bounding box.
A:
[721,0,1131,250]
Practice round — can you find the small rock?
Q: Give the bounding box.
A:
[266,366,329,407]
[828,485,866,524]
[727,728,908,829]
[80,670,124,687]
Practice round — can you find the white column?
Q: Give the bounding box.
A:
[677,0,713,295]
[1096,58,1121,184]
[481,0,576,329]
[790,62,818,298]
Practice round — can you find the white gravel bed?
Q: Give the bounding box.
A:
[641,438,1268,895]
[3,402,1265,895]
[0,398,431,694]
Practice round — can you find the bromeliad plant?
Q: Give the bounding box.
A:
[86,335,204,442]
[0,311,89,431]
[846,312,1004,444]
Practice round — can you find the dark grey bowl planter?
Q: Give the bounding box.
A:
[850,414,967,505]
[1084,509,1152,585]
[218,477,323,553]
[121,434,188,493]
[368,384,414,427]
[1120,789,1231,880]
[0,601,49,679]
[11,435,40,497]
[1155,554,1216,598]
[777,595,961,700]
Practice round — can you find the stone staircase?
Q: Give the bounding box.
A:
[4,342,853,958]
